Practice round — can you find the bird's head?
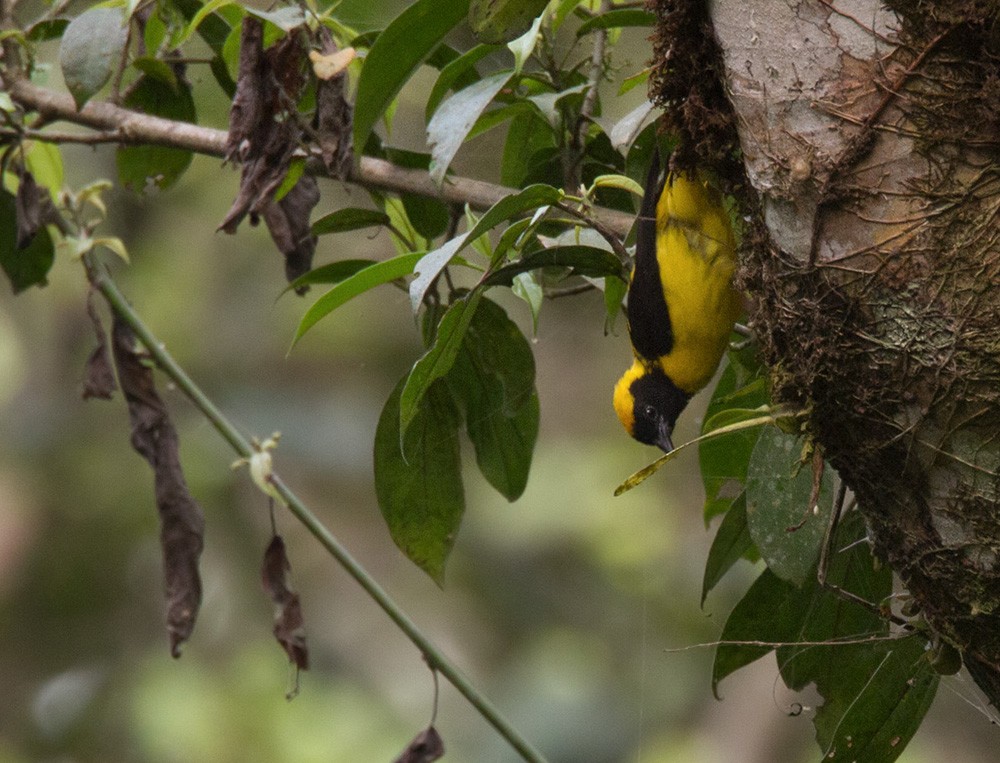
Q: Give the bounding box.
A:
[613,361,691,453]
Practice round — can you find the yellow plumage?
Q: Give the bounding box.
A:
[613,165,740,452]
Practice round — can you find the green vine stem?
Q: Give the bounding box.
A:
[87,260,548,763]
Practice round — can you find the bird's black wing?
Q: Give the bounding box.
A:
[626,151,674,361]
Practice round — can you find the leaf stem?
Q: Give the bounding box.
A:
[87,263,548,763]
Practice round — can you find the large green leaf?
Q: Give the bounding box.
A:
[59,7,129,108]
[712,568,809,696]
[701,492,756,605]
[426,43,498,121]
[428,71,513,184]
[353,0,471,152]
[448,297,538,500]
[283,259,377,294]
[292,252,424,345]
[0,190,54,294]
[311,209,391,236]
[117,76,196,191]
[400,291,484,442]
[745,427,834,586]
[374,378,464,584]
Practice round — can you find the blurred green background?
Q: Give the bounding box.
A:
[2,1,999,761]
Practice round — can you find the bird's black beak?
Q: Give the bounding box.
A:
[655,421,675,453]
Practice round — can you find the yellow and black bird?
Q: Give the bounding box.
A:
[613,154,741,452]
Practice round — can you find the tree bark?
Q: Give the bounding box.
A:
[698,0,1000,703]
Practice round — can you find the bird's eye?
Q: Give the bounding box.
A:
[642,404,656,419]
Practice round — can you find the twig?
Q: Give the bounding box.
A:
[572,0,611,163]
[85,260,549,763]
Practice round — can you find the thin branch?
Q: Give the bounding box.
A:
[85,261,549,763]
[2,75,636,236]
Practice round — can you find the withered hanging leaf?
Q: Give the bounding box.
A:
[261,175,320,292]
[15,168,45,250]
[262,534,309,672]
[81,293,116,400]
[312,26,353,179]
[219,17,307,235]
[393,726,445,763]
[111,316,204,657]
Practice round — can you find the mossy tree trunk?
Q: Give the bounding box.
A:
[656,0,1000,703]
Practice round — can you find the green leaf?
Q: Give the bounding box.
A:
[426,43,498,121]
[712,568,809,696]
[354,0,471,152]
[745,428,834,586]
[815,637,938,763]
[0,190,54,294]
[428,71,513,184]
[506,13,544,74]
[700,364,768,520]
[117,76,196,192]
[485,244,624,286]
[282,259,376,295]
[603,273,627,330]
[576,9,655,36]
[59,7,129,108]
[400,291,484,442]
[245,6,305,31]
[131,56,179,90]
[501,110,556,187]
[588,173,644,198]
[409,237,467,312]
[701,492,755,605]
[311,208,392,236]
[27,18,70,42]
[511,271,542,333]
[374,378,464,585]
[468,0,549,44]
[292,252,424,346]
[469,184,563,244]
[174,0,235,47]
[24,140,64,203]
[449,297,538,499]
[384,148,450,240]
[272,158,305,203]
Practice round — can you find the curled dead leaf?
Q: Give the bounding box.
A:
[261,175,320,292]
[393,726,445,763]
[81,292,116,400]
[111,317,204,657]
[262,534,309,674]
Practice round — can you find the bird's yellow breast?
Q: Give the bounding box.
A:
[651,175,741,393]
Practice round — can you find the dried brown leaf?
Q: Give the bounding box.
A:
[219,18,308,235]
[261,175,320,292]
[15,169,44,250]
[111,317,204,657]
[394,726,445,763]
[81,293,116,400]
[262,534,309,672]
[312,26,353,179]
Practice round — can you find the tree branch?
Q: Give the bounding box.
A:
[3,75,635,236]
